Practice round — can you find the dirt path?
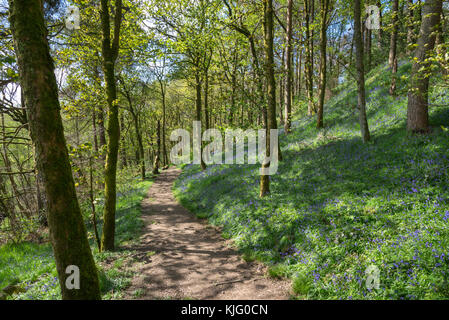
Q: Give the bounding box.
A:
[124,167,290,300]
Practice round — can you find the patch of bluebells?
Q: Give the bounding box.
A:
[174,62,449,299]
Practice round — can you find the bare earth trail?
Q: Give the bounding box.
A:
[124,167,290,300]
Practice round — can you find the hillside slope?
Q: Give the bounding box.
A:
[174,62,449,300]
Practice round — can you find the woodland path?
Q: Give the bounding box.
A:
[124,167,290,300]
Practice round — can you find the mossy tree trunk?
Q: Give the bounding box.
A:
[195,70,207,171]
[100,0,123,252]
[317,0,330,129]
[283,0,293,133]
[305,0,315,116]
[260,0,277,197]
[159,79,168,166]
[8,0,100,299]
[153,120,161,175]
[354,0,371,143]
[407,0,442,134]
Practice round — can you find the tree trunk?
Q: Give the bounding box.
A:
[305,0,315,115]
[119,111,127,168]
[195,72,207,171]
[406,0,415,54]
[153,121,161,174]
[388,0,399,96]
[89,157,101,249]
[8,0,100,299]
[377,0,383,49]
[100,0,122,252]
[127,98,145,180]
[354,0,371,143]
[92,106,99,153]
[389,0,399,69]
[407,0,442,133]
[160,81,168,166]
[284,0,293,133]
[279,57,284,125]
[365,26,372,71]
[317,0,330,129]
[204,68,210,130]
[260,0,277,197]
[297,46,302,97]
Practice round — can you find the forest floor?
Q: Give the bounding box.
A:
[172,62,449,299]
[123,167,290,300]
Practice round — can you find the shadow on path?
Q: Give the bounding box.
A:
[124,167,290,300]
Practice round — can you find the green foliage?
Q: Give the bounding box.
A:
[292,271,313,296]
[0,174,152,300]
[174,61,449,300]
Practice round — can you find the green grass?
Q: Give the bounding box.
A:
[174,61,449,300]
[0,174,152,300]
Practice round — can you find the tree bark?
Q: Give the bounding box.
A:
[195,71,207,171]
[377,0,383,49]
[283,0,293,133]
[305,0,315,115]
[317,0,330,129]
[407,0,442,133]
[119,111,127,168]
[153,121,161,174]
[260,0,277,197]
[8,0,100,299]
[100,0,122,252]
[389,0,399,69]
[159,79,168,166]
[354,0,371,143]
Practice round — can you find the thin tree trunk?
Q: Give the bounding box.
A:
[389,0,399,69]
[317,0,330,129]
[279,57,284,125]
[354,0,371,143]
[260,0,277,197]
[100,0,123,252]
[89,157,101,249]
[407,0,415,54]
[126,97,145,180]
[153,121,160,174]
[92,106,99,153]
[195,71,207,171]
[305,0,315,115]
[284,0,293,133]
[204,68,210,130]
[389,0,399,95]
[160,81,168,166]
[365,27,372,71]
[119,111,127,168]
[377,0,383,49]
[297,47,302,96]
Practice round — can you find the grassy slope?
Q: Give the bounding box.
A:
[174,62,449,300]
[0,176,152,299]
